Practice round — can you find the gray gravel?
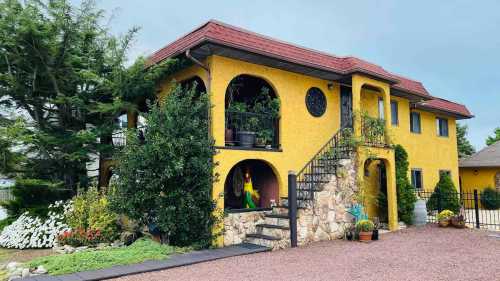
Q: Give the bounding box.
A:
[112,225,500,281]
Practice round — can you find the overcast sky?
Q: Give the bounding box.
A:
[92,0,499,150]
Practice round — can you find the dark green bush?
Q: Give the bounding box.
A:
[480,187,500,210]
[426,174,460,213]
[1,179,72,218]
[394,145,417,224]
[111,83,218,248]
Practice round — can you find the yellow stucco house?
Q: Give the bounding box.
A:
[117,20,473,248]
[459,141,500,193]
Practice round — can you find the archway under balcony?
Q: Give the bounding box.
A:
[224,74,280,149]
[224,159,280,211]
[363,158,389,226]
[358,146,398,230]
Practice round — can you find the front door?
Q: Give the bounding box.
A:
[340,86,353,128]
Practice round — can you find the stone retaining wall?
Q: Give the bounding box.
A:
[297,159,358,245]
[223,211,265,246]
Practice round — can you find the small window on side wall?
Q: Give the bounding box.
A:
[411,169,423,189]
[391,101,399,126]
[436,117,449,137]
[410,112,421,133]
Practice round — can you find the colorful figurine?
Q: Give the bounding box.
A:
[243,168,260,208]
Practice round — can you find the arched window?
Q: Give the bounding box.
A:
[224,75,280,149]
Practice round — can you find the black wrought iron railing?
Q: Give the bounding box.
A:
[295,126,355,203]
[416,189,500,231]
[361,116,386,146]
[225,110,280,149]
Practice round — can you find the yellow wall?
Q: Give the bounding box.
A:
[157,55,461,238]
[210,55,343,201]
[460,167,500,193]
[360,89,460,191]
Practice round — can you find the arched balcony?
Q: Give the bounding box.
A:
[224,75,280,150]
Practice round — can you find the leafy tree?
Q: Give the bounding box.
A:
[111,83,218,248]
[426,174,460,213]
[0,0,142,190]
[456,124,475,158]
[486,127,500,146]
[394,144,417,225]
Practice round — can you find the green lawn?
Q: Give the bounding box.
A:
[28,238,187,275]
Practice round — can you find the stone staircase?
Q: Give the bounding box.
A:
[244,127,355,250]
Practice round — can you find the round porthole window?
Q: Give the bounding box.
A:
[305,87,327,117]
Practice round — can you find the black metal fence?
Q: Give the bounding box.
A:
[361,116,386,146]
[416,189,500,231]
[225,110,280,149]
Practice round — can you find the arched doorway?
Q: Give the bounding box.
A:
[181,76,207,95]
[363,158,389,225]
[225,75,280,149]
[224,159,279,210]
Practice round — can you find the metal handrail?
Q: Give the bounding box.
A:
[296,123,355,202]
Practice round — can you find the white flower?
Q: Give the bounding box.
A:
[0,200,73,249]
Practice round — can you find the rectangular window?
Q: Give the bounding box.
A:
[410,112,421,133]
[391,101,399,126]
[439,170,451,179]
[436,117,449,137]
[411,169,423,189]
[378,98,384,119]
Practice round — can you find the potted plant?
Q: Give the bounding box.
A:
[451,214,466,228]
[237,116,259,148]
[226,102,247,146]
[256,129,273,149]
[436,209,454,227]
[371,217,380,241]
[355,219,375,242]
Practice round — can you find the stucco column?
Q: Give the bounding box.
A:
[351,75,363,138]
[386,157,399,230]
[382,88,391,142]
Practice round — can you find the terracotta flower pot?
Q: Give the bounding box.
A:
[359,231,373,242]
[438,219,450,227]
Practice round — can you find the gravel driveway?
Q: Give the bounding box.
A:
[113,225,500,281]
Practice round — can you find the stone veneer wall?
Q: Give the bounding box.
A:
[223,211,265,246]
[297,159,358,245]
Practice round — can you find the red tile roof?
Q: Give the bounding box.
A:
[148,20,472,118]
[418,98,473,118]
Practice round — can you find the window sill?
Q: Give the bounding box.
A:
[215,146,282,152]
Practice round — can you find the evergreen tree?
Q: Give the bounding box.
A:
[111,83,217,247]
[0,0,141,189]
[394,144,417,225]
[427,174,460,213]
[486,127,500,146]
[456,124,475,158]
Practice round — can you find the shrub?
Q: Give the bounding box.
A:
[355,219,375,232]
[112,83,217,248]
[480,187,500,210]
[0,201,71,249]
[66,188,118,243]
[394,145,417,224]
[436,210,454,221]
[426,174,460,213]
[1,179,72,219]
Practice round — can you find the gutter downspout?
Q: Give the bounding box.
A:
[185,49,212,138]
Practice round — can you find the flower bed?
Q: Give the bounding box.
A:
[0,201,71,249]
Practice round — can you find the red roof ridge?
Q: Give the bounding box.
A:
[206,19,346,60]
[144,20,472,118]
